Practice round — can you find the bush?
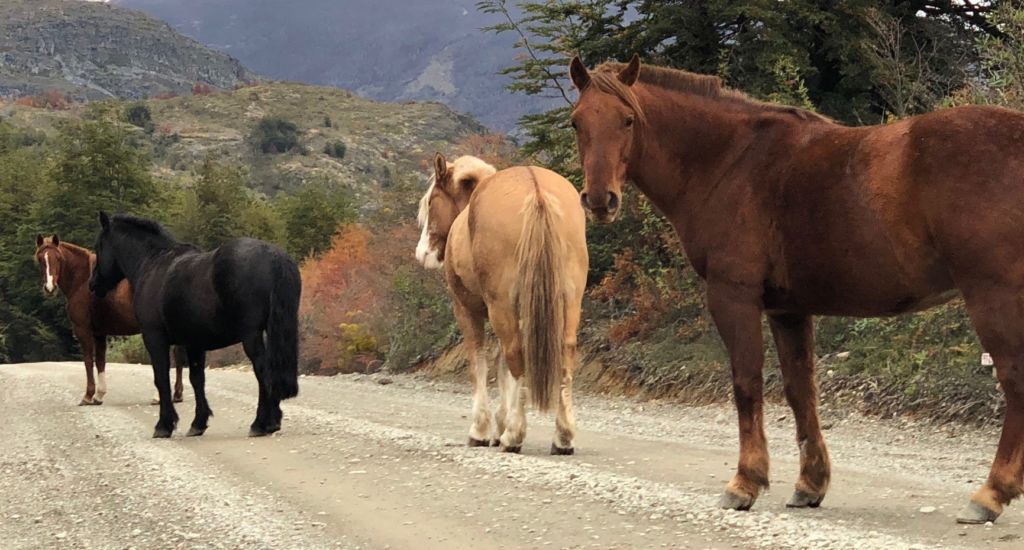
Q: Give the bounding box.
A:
[124,103,154,133]
[324,141,347,159]
[249,116,300,154]
[323,115,332,128]
[106,336,150,364]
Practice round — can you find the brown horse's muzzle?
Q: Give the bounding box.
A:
[580,189,621,223]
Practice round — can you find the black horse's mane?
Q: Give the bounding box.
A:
[112,214,179,245]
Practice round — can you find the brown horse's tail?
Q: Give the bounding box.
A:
[512,171,566,413]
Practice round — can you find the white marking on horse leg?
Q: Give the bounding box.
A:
[494,357,513,438]
[553,373,576,450]
[499,375,528,449]
[468,354,491,441]
[44,252,55,293]
[95,371,107,402]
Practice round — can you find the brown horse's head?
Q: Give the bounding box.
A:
[415,153,496,269]
[34,234,63,295]
[569,54,644,223]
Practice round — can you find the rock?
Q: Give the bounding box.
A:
[918,506,936,514]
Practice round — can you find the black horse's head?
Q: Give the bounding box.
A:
[89,211,124,298]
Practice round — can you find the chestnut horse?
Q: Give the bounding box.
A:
[417,154,588,453]
[570,55,1024,524]
[34,235,185,405]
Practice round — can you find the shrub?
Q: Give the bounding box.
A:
[249,116,300,154]
[106,336,150,364]
[324,140,347,159]
[124,103,154,132]
[323,115,332,128]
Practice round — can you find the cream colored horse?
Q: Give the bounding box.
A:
[416,154,588,453]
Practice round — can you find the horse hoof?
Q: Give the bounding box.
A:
[152,428,173,439]
[248,428,272,437]
[79,399,95,406]
[150,398,160,406]
[186,426,206,437]
[500,445,521,454]
[173,396,184,403]
[490,439,501,447]
[786,490,824,508]
[91,400,103,406]
[550,443,574,455]
[467,437,490,448]
[719,489,756,511]
[956,501,1000,524]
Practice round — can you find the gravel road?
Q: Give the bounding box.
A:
[1,362,1021,549]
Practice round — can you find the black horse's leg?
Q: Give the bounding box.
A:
[144,334,177,438]
[186,349,212,437]
[243,333,277,437]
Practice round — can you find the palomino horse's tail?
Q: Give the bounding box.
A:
[267,256,302,400]
[512,169,566,413]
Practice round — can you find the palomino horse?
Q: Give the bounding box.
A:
[89,213,301,438]
[417,154,588,453]
[34,235,185,405]
[569,55,1024,523]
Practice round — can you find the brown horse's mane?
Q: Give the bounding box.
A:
[592,62,833,124]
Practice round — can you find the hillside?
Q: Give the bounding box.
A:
[0,82,487,212]
[0,0,255,100]
[114,0,560,131]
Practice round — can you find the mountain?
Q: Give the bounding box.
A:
[113,0,560,131]
[0,0,255,100]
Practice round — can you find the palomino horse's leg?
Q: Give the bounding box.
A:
[143,334,178,438]
[768,313,831,508]
[185,349,212,437]
[494,352,514,447]
[708,283,768,511]
[552,310,581,455]
[957,287,1024,524]
[76,329,98,406]
[453,300,491,447]
[490,306,526,453]
[93,335,108,405]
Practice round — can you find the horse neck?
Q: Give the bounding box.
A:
[114,233,174,287]
[56,243,93,296]
[628,86,810,235]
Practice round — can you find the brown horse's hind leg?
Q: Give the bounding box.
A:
[957,287,1024,524]
[769,313,830,508]
[708,283,769,511]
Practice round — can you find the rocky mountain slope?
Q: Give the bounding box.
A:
[0,0,255,100]
[114,0,560,131]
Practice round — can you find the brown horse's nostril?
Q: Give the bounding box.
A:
[608,192,620,212]
[580,192,591,211]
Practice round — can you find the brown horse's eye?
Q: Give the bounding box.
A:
[624,116,635,128]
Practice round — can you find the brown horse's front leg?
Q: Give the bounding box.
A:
[708,282,768,511]
[769,313,831,508]
[77,330,98,406]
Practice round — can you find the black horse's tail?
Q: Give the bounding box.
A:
[267,256,301,400]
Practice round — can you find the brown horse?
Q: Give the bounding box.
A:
[417,154,589,453]
[34,235,184,405]
[569,55,1024,524]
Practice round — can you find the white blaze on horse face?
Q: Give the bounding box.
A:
[415,178,443,269]
[44,252,56,293]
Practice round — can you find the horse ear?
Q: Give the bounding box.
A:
[52,234,59,246]
[618,54,641,86]
[570,56,590,90]
[36,234,43,247]
[433,152,448,183]
[99,211,110,231]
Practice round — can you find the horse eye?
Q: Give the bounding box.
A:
[624,116,635,128]
[459,178,474,188]
[570,119,579,131]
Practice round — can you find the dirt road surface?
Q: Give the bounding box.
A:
[1,362,1021,549]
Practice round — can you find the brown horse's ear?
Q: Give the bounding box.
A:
[569,56,590,90]
[36,234,44,247]
[618,54,641,86]
[99,211,110,231]
[433,152,448,183]
[51,234,59,246]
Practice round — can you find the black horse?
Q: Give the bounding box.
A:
[89,212,301,438]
